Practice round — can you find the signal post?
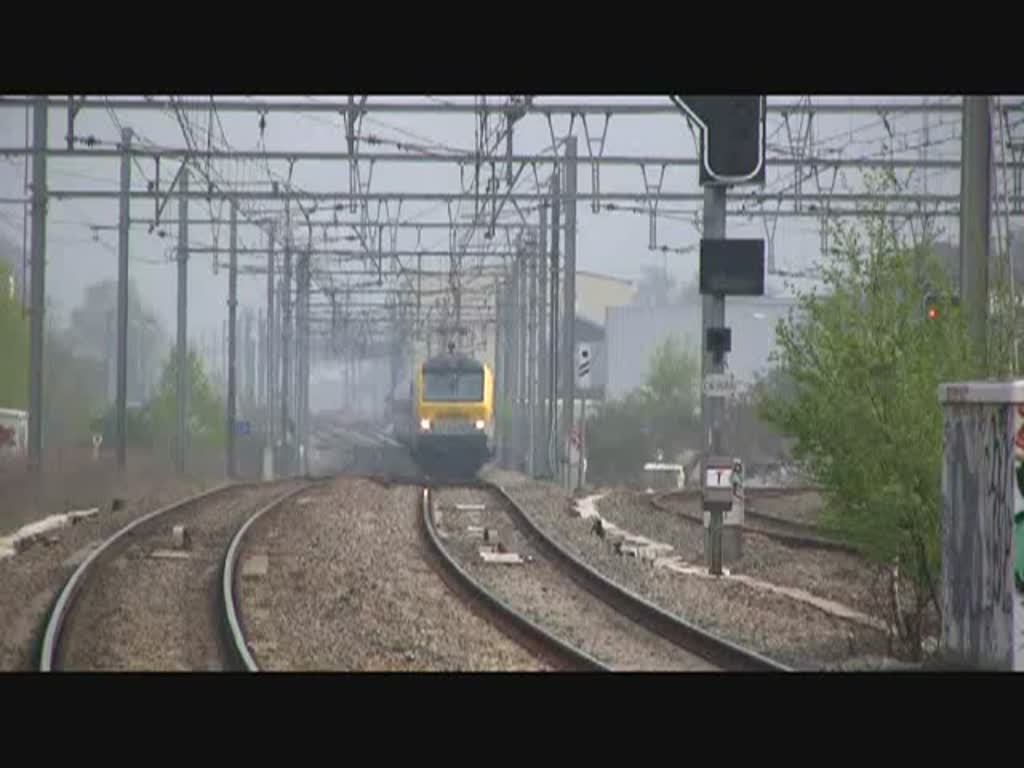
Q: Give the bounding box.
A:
[672,96,767,573]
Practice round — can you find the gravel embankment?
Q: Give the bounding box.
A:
[237,476,544,671]
[1,451,223,535]
[434,486,715,671]
[0,470,224,671]
[482,468,893,670]
[746,490,826,526]
[605,489,885,623]
[58,481,303,671]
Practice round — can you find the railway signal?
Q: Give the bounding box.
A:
[671,95,768,573]
[922,292,960,321]
[670,96,767,185]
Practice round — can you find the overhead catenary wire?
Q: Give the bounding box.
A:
[6,97,1022,349]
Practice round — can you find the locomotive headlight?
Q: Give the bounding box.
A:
[475,420,485,430]
[420,418,431,431]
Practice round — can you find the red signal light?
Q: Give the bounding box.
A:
[927,306,939,320]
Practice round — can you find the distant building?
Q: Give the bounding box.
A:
[575,271,637,327]
[567,270,640,401]
[603,296,799,400]
[930,230,1024,286]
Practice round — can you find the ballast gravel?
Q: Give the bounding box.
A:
[58,482,305,671]
[604,489,886,625]
[0,470,223,670]
[482,468,894,670]
[434,485,715,671]
[237,476,544,671]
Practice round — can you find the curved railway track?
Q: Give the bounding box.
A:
[39,480,310,672]
[422,480,789,672]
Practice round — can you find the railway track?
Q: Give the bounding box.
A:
[39,480,309,672]
[650,488,858,554]
[420,486,604,671]
[422,480,789,672]
[35,452,790,672]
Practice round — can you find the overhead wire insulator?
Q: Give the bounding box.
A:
[640,164,667,250]
[581,113,611,213]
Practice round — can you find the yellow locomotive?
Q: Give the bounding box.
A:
[402,348,494,476]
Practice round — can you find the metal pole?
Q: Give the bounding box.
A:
[537,202,549,478]
[276,276,284,415]
[561,137,578,490]
[227,203,238,478]
[305,255,312,468]
[416,252,422,338]
[505,275,515,468]
[503,275,514,468]
[248,310,257,409]
[497,277,506,466]
[494,277,504,467]
[103,312,111,406]
[960,96,991,374]
[517,253,525,396]
[527,235,538,477]
[257,307,265,407]
[258,311,266,411]
[221,319,226,387]
[549,170,561,477]
[294,257,302,474]
[242,310,251,411]
[521,249,530,470]
[264,221,276,480]
[517,256,526,469]
[27,97,47,472]
[115,127,132,471]
[281,227,293,471]
[512,256,523,469]
[238,311,246,414]
[175,168,189,474]
[702,184,727,576]
[299,250,310,475]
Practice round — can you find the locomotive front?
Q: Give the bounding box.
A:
[413,353,493,474]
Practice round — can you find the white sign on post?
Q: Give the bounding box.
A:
[702,373,736,398]
[577,343,592,389]
[705,467,733,489]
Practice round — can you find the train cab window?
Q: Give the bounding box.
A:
[423,370,484,402]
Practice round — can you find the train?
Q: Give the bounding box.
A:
[395,347,495,476]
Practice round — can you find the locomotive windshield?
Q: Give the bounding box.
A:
[423,370,484,402]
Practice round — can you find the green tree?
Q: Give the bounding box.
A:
[639,335,701,457]
[761,172,975,658]
[148,348,226,454]
[46,327,105,442]
[986,235,1022,380]
[585,391,655,486]
[0,262,28,409]
[68,279,167,402]
[586,335,701,485]
[723,369,796,472]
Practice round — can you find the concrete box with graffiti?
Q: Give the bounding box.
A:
[939,381,1024,671]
